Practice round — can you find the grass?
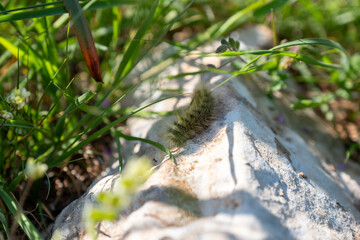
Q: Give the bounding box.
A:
[0,0,359,239]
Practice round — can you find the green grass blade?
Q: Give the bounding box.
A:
[113,0,159,86]
[0,186,43,240]
[202,48,344,70]
[0,207,9,238]
[0,3,26,36]
[116,131,175,163]
[187,0,269,49]
[254,0,290,17]
[113,130,123,172]
[0,1,62,14]
[214,74,241,90]
[0,6,65,23]
[270,38,350,71]
[0,120,34,129]
[0,0,134,23]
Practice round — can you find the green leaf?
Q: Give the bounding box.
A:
[0,186,43,240]
[220,39,228,45]
[215,44,229,53]
[228,37,237,50]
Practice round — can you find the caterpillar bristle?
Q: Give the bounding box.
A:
[167,86,215,147]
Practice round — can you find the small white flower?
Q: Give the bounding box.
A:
[21,88,30,98]
[25,158,48,181]
[6,88,30,110]
[0,110,13,120]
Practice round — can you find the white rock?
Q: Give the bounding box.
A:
[51,26,360,240]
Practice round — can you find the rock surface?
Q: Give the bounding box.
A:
[51,26,360,240]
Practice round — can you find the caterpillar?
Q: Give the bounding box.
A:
[167,86,215,147]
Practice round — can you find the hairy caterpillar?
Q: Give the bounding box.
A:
[167,86,215,147]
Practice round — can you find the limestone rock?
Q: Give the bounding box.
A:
[51,26,360,240]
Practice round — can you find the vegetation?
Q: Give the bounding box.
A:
[0,0,359,239]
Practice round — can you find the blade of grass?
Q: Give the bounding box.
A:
[200,48,344,70]
[0,1,62,14]
[0,207,9,238]
[116,131,175,163]
[0,0,134,23]
[113,129,123,172]
[0,120,34,129]
[113,0,159,86]
[187,0,269,49]
[0,186,43,240]
[254,0,289,17]
[0,3,25,36]
[111,6,121,50]
[270,38,349,71]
